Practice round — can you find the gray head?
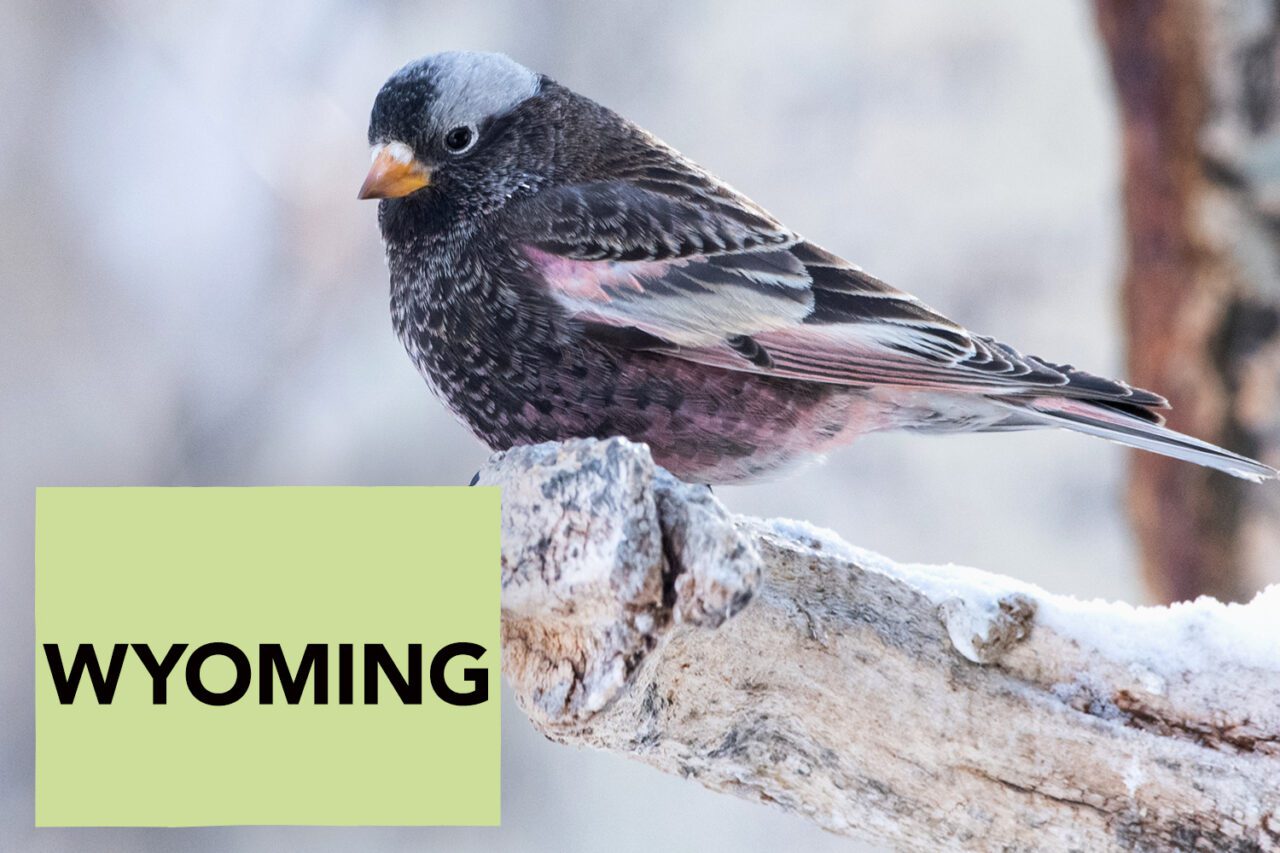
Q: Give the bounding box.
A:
[359,52,545,202]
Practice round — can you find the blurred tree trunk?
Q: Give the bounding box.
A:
[1095,0,1280,604]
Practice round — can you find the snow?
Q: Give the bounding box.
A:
[763,516,1280,674]
[938,602,991,663]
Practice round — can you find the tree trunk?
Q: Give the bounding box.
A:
[483,437,1280,852]
[1094,0,1280,603]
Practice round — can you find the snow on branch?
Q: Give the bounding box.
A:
[477,437,1280,851]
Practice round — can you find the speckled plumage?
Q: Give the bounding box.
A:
[365,52,1275,483]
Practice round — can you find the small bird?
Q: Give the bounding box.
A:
[361,51,1276,484]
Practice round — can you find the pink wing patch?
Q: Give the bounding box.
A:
[524,246,655,302]
[525,244,814,348]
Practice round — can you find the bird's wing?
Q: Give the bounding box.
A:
[507,175,1166,410]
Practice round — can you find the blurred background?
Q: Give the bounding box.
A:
[4,1,1278,851]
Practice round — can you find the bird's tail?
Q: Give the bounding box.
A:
[996,396,1277,483]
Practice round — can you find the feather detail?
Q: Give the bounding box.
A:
[1003,397,1276,482]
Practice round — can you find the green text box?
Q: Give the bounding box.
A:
[35,487,500,826]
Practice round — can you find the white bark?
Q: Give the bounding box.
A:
[478,437,1280,852]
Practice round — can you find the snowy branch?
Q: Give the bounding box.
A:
[478,438,1280,852]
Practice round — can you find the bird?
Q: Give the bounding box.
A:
[360,51,1276,485]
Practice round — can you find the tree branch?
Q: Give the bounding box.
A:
[479,437,1280,851]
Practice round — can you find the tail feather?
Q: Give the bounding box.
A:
[1001,396,1277,483]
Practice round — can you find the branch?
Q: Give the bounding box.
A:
[478,438,1280,851]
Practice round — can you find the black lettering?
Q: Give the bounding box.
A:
[338,643,353,705]
[259,644,328,704]
[363,644,421,704]
[130,643,188,704]
[185,642,251,706]
[429,642,489,706]
[42,643,128,705]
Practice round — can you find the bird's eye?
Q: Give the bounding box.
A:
[443,125,477,154]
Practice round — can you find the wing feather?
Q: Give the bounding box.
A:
[503,165,1167,413]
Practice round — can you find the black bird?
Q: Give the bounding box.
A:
[360,51,1275,484]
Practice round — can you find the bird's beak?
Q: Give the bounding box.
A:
[358,142,431,199]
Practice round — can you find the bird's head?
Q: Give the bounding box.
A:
[360,51,550,214]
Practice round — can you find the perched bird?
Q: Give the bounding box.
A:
[360,51,1276,484]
